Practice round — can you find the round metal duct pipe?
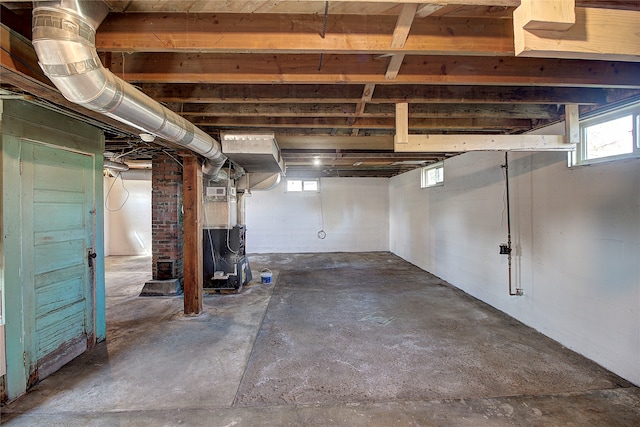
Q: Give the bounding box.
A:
[31,0,226,176]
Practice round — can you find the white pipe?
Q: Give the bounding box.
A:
[31,0,226,175]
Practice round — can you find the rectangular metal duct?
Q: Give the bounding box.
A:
[221,133,285,174]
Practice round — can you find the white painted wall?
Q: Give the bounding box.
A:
[104,170,152,256]
[245,177,389,253]
[389,141,640,386]
[103,178,111,257]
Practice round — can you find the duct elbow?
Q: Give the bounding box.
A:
[31,2,226,163]
[202,156,228,179]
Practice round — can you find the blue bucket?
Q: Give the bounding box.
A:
[260,268,272,284]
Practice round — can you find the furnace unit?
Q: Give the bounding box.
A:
[202,183,252,292]
[203,225,251,292]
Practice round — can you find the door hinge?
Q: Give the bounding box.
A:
[20,160,23,175]
[23,351,26,366]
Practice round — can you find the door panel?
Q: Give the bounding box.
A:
[21,142,94,383]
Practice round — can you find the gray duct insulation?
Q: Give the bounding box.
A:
[31,0,226,176]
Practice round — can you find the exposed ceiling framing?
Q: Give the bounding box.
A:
[1,0,639,177]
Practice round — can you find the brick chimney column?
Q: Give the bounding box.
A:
[151,152,183,284]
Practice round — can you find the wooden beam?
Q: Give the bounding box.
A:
[564,104,580,144]
[371,85,609,104]
[395,134,573,152]
[190,115,531,131]
[136,84,609,105]
[517,0,576,31]
[275,0,520,5]
[391,3,418,49]
[276,135,394,150]
[110,53,640,87]
[385,54,405,80]
[98,14,514,56]
[274,0,637,7]
[176,102,561,119]
[1,24,50,86]
[182,155,203,316]
[514,7,640,62]
[395,103,409,143]
[180,103,357,117]
[369,103,562,119]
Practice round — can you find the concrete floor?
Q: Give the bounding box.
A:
[2,252,639,426]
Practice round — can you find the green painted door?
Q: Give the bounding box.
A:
[21,141,95,384]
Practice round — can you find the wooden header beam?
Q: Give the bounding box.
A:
[394,101,575,152]
[517,0,576,31]
[514,3,640,62]
[395,134,571,152]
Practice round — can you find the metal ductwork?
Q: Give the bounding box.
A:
[237,172,282,192]
[31,0,226,176]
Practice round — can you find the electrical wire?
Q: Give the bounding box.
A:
[317,178,326,239]
[162,149,183,167]
[113,146,142,161]
[104,171,130,212]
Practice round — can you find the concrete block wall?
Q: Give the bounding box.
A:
[389,149,640,386]
[151,153,183,281]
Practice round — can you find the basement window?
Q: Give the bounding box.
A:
[286,179,320,193]
[421,162,444,188]
[570,102,640,166]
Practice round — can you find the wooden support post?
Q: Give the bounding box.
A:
[183,155,203,315]
[395,102,409,144]
[565,104,580,144]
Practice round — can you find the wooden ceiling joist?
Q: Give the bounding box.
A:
[189,116,533,131]
[97,13,514,56]
[102,0,640,14]
[110,53,640,87]
[137,84,609,105]
[176,102,561,119]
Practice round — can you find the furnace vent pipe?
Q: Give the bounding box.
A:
[31,0,226,176]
